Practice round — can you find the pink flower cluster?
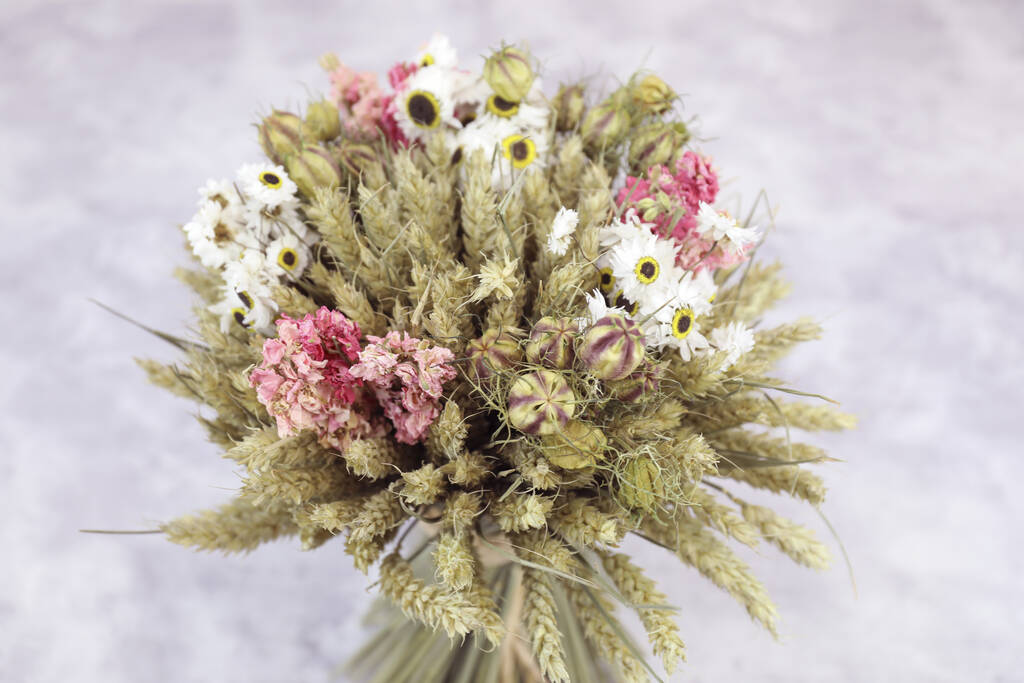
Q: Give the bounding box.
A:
[325,60,414,147]
[249,308,382,449]
[350,331,457,445]
[618,151,746,271]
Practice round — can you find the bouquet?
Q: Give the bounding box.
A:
[135,34,854,682]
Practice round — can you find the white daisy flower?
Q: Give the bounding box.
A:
[691,268,718,307]
[710,321,755,369]
[209,288,277,336]
[494,127,549,188]
[599,209,650,248]
[245,297,278,336]
[546,207,579,255]
[197,178,241,209]
[243,199,315,246]
[210,294,251,334]
[695,202,760,254]
[414,34,458,69]
[394,65,461,142]
[652,304,709,362]
[237,163,298,209]
[265,233,311,280]
[456,115,511,158]
[185,200,256,269]
[223,249,276,299]
[457,117,549,188]
[607,229,680,309]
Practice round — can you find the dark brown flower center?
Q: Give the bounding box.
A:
[511,140,530,161]
[639,261,656,278]
[492,96,516,111]
[675,314,691,334]
[408,93,438,126]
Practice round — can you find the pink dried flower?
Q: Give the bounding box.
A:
[249,307,382,449]
[351,332,456,444]
[325,61,393,140]
[387,61,418,89]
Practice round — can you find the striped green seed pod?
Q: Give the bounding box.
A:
[258,110,311,165]
[483,46,535,103]
[284,144,342,198]
[579,314,645,381]
[507,371,576,436]
[467,329,522,380]
[525,317,576,369]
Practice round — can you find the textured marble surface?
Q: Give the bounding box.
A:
[2,1,1022,681]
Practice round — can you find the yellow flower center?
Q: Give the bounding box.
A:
[259,171,282,189]
[671,307,694,339]
[420,54,435,67]
[634,256,660,284]
[598,267,615,294]
[501,134,537,169]
[405,90,441,128]
[277,248,298,271]
[486,94,520,118]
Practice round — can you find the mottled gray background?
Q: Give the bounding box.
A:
[2,0,1022,681]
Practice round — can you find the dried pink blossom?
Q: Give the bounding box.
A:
[350,331,456,444]
[249,307,382,449]
[325,61,392,140]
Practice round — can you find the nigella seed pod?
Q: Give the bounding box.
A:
[483,46,535,103]
[631,74,675,114]
[507,370,576,436]
[628,123,684,173]
[284,144,343,197]
[467,329,522,380]
[258,110,311,165]
[304,99,341,142]
[581,101,630,151]
[618,455,665,512]
[335,140,381,177]
[553,83,586,132]
[608,359,662,402]
[538,420,607,470]
[580,314,645,381]
[525,317,576,369]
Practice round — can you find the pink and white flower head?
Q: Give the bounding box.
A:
[249,308,383,449]
[350,331,457,444]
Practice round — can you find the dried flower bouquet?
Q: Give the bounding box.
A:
[135,34,854,682]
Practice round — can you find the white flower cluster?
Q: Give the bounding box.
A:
[393,34,550,188]
[182,163,318,335]
[695,201,760,254]
[587,210,754,366]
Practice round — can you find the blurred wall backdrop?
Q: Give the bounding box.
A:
[2,1,1021,681]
